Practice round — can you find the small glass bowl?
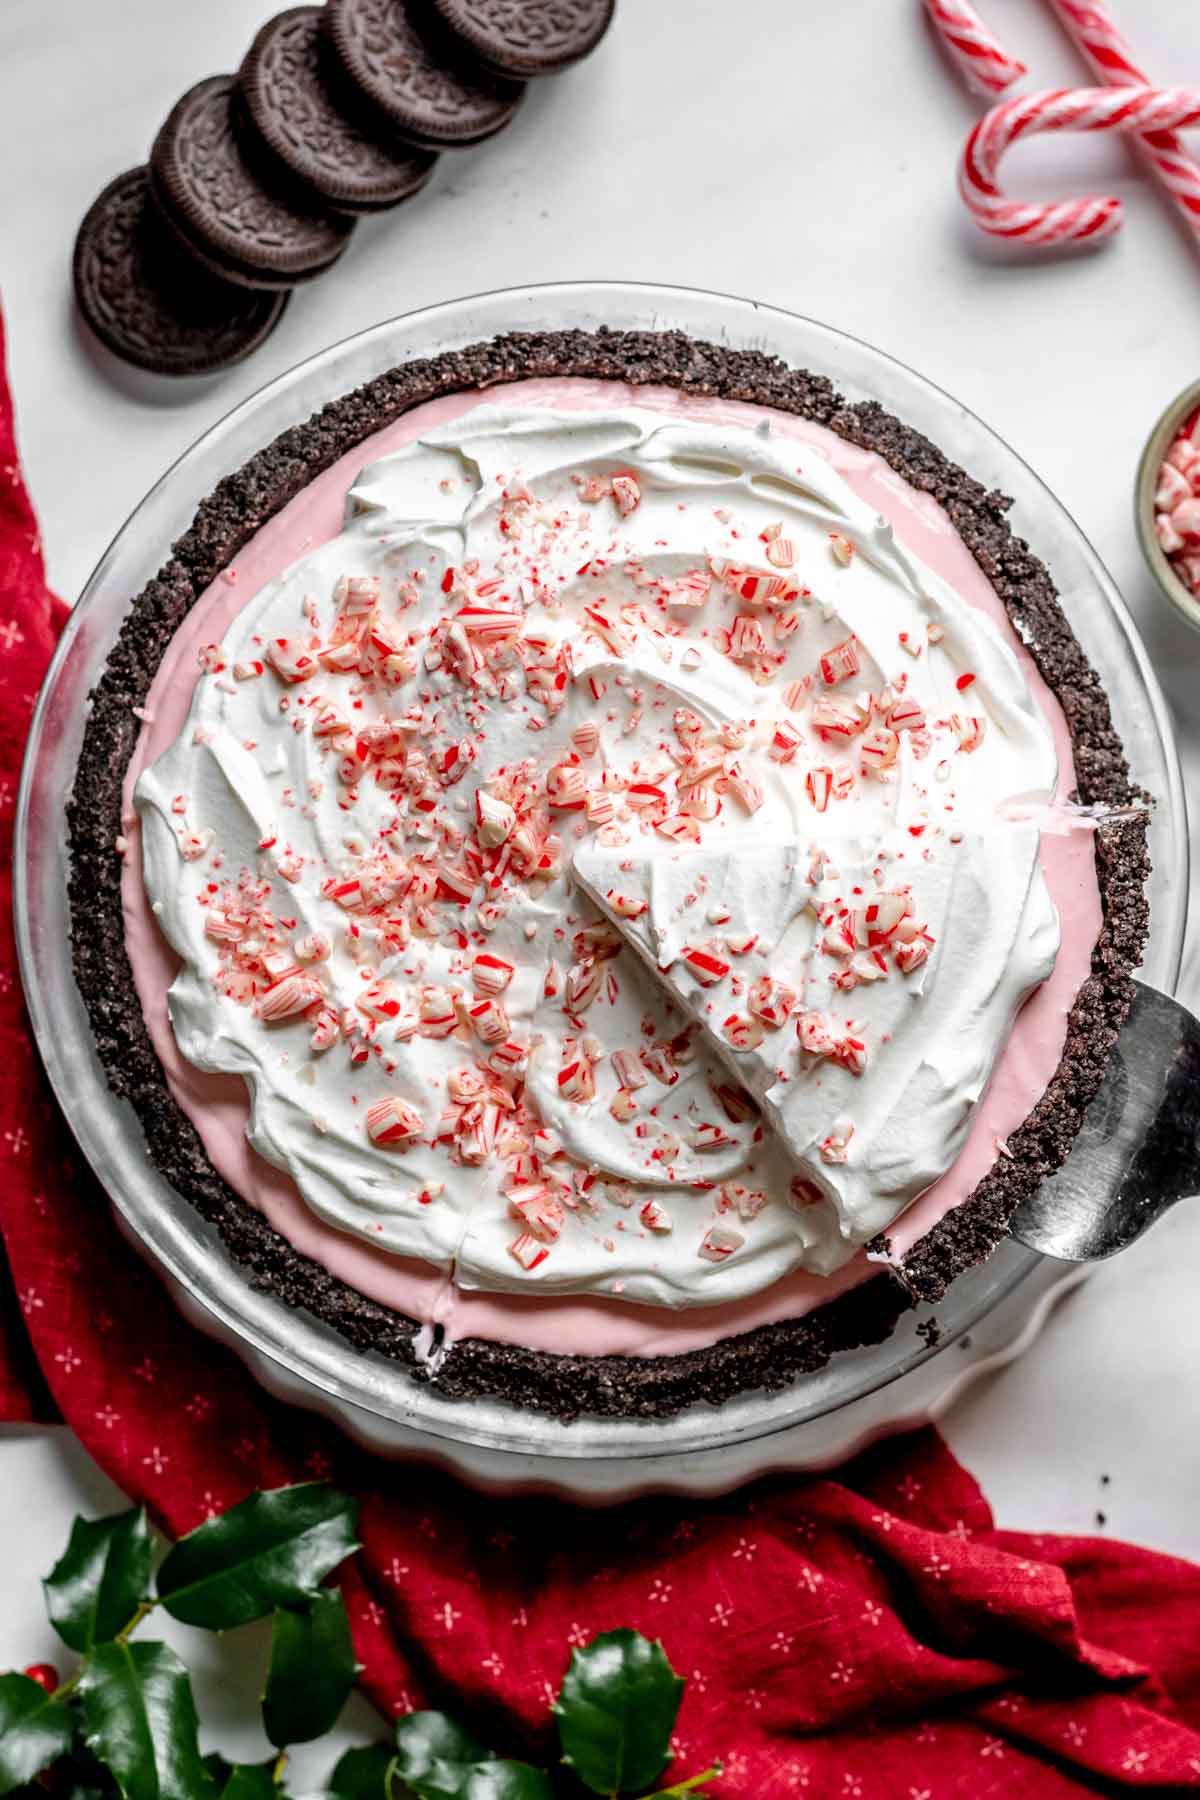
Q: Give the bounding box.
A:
[1136,378,1200,635]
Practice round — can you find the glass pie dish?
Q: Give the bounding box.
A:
[16,283,1189,1496]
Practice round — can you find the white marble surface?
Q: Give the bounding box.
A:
[2,0,1200,1721]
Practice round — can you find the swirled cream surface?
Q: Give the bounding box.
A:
[132,398,1078,1315]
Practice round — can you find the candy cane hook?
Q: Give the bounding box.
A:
[960,85,1200,246]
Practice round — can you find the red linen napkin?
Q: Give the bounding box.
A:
[4,311,1200,1796]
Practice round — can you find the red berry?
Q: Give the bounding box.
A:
[23,1664,58,1693]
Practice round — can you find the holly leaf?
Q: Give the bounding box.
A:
[393,1716,551,1800]
[78,1641,213,1800]
[44,1508,153,1652]
[156,1486,359,1630]
[262,1591,358,1747]
[212,1761,279,1800]
[443,1773,551,1800]
[554,1631,683,1796]
[0,1671,75,1795]
[327,1745,397,1800]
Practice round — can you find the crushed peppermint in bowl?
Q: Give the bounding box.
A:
[1137,378,1200,635]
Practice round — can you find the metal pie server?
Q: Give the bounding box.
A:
[1009,980,1200,1260]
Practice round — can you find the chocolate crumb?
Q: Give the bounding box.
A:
[66,327,1149,1420]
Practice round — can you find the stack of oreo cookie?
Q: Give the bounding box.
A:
[73,0,615,377]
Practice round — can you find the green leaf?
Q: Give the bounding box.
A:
[394,1716,487,1792]
[445,1771,551,1800]
[78,1641,213,1800]
[554,1630,684,1797]
[393,1716,551,1800]
[213,1761,279,1800]
[262,1590,358,1747]
[328,1745,396,1800]
[156,1486,359,1630]
[44,1508,154,1652]
[0,1672,75,1795]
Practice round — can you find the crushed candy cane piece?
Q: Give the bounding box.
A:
[508,1186,565,1243]
[692,1121,736,1153]
[724,758,764,814]
[889,694,926,732]
[819,636,860,685]
[611,473,641,515]
[860,726,899,772]
[797,1010,837,1056]
[266,637,317,683]
[811,695,864,739]
[547,762,589,808]
[640,1044,679,1086]
[806,766,833,812]
[475,789,515,846]
[473,952,515,995]
[699,1224,744,1262]
[819,1116,855,1164]
[769,720,803,763]
[259,972,325,1021]
[558,1055,596,1103]
[684,945,731,986]
[729,614,766,660]
[419,988,459,1038]
[468,997,510,1043]
[724,1013,765,1050]
[508,1233,549,1272]
[640,1197,673,1233]
[896,937,933,974]
[365,1095,423,1146]
[611,1048,647,1090]
[748,974,797,1028]
[309,1006,340,1052]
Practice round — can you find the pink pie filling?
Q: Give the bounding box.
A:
[119,378,1102,1357]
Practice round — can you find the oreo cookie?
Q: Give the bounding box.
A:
[150,75,356,289]
[73,167,290,376]
[239,8,439,215]
[324,0,525,150]
[421,0,615,78]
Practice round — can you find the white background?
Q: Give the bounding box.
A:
[2,0,1200,1763]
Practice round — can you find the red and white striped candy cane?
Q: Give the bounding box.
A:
[922,0,1026,96]
[960,86,1200,246]
[1046,0,1200,244]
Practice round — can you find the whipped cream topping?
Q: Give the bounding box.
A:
[135,404,1060,1307]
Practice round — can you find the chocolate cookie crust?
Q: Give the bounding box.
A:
[67,327,1150,1421]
